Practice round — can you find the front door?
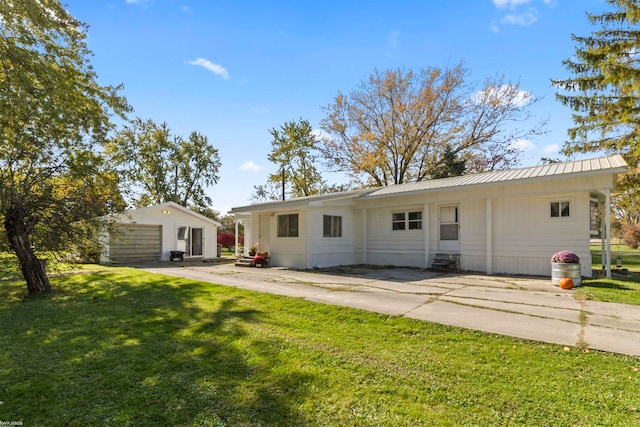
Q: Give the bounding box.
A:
[259,214,271,253]
[191,227,203,256]
[439,205,460,251]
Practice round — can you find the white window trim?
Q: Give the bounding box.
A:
[392,210,423,231]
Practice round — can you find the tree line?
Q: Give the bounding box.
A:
[3,0,640,294]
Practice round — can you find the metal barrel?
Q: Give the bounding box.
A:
[551,262,582,287]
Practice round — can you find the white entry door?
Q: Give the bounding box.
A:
[439,205,460,251]
[259,214,271,252]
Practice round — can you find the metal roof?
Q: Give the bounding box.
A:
[230,188,377,214]
[230,155,627,213]
[363,154,627,198]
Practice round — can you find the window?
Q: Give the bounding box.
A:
[277,213,298,237]
[392,211,422,231]
[323,215,342,237]
[590,200,599,235]
[550,201,571,218]
[408,211,422,229]
[392,212,406,230]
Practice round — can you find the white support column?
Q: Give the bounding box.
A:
[424,203,430,268]
[605,188,612,279]
[486,197,493,275]
[234,219,240,256]
[362,209,367,265]
[601,204,606,271]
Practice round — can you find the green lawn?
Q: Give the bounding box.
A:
[1,266,638,426]
[582,245,640,305]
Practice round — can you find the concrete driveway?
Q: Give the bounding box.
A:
[140,262,640,357]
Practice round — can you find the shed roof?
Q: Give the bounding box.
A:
[121,201,222,227]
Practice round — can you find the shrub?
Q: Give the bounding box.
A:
[217,232,236,249]
[622,223,640,249]
[551,250,580,263]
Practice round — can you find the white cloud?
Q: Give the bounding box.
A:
[491,1,552,31]
[126,0,150,4]
[493,0,533,9]
[543,144,560,154]
[471,85,533,107]
[501,10,538,26]
[509,139,535,152]
[311,129,332,143]
[240,161,262,172]
[188,58,230,80]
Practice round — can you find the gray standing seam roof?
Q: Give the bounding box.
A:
[363,155,627,198]
[230,155,627,213]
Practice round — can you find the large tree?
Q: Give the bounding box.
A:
[552,0,640,229]
[107,118,222,210]
[0,0,130,294]
[254,118,327,201]
[319,63,546,186]
[552,0,640,165]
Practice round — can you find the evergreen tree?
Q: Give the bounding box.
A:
[552,0,640,164]
[430,145,466,179]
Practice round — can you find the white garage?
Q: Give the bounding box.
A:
[101,202,221,264]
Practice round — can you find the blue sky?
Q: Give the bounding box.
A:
[66,0,609,213]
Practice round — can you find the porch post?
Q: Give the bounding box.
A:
[234,219,240,256]
[486,197,493,275]
[600,202,606,271]
[423,203,429,268]
[604,188,612,279]
[362,208,367,265]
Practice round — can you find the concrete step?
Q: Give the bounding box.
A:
[431,253,460,270]
[234,257,254,267]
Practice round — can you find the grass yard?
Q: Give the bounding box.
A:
[0,265,638,426]
[582,245,640,305]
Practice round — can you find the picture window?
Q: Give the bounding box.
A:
[277,213,299,237]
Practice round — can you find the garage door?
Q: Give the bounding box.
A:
[109,224,161,263]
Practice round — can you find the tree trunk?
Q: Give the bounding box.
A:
[4,205,52,295]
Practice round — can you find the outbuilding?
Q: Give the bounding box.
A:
[230,155,627,278]
[101,201,221,263]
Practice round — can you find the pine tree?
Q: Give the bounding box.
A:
[552,0,640,164]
